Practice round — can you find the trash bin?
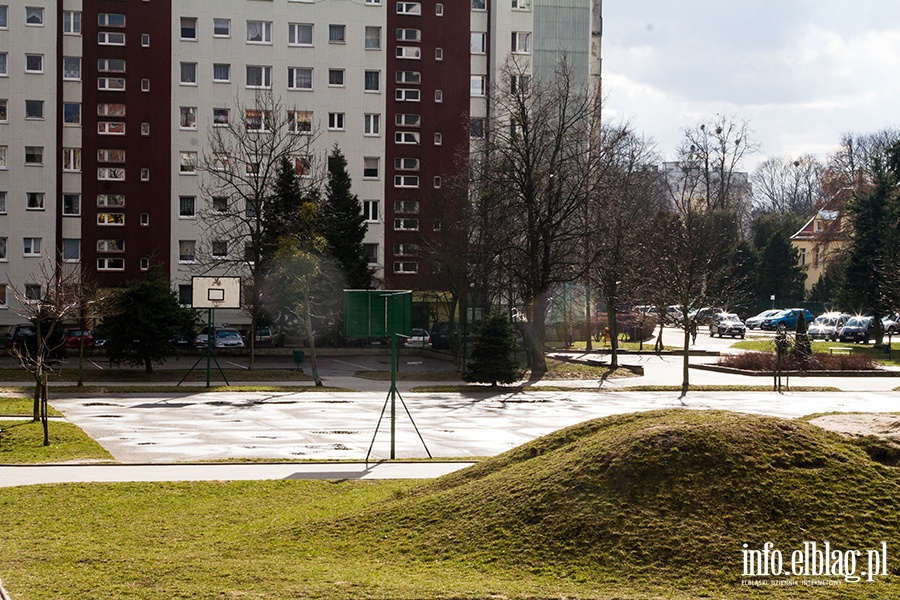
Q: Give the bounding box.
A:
[292,349,305,365]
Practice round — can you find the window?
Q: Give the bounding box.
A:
[396,70,421,84]
[180,151,198,174]
[180,17,197,39]
[23,237,42,256]
[435,47,443,60]
[62,239,80,262]
[98,32,125,45]
[26,7,43,25]
[0,191,4,213]
[213,108,230,126]
[98,13,125,27]
[394,175,420,188]
[394,261,419,274]
[396,28,421,42]
[394,243,418,256]
[363,244,378,264]
[98,77,126,91]
[212,197,228,213]
[25,99,44,119]
[25,284,41,302]
[394,218,419,230]
[97,239,125,253]
[97,168,125,181]
[247,20,272,43]
[395,131,420,144]
[178,285,191,305]
[396,46,421,60]
[434,176,442,188]
[141,213,149,226]
[470,117,486,139]
[0,6,7,29]
[396,113,421,127]
[0,53,6,76]
[25,146,43,165]
[26,192,44,209]
[140,168,150,181]
[288,110,312,134]
[395,158,419,171]
[63,57,81,80]
[364,70,381,91]
[0,99,6,121]
[97,258,124,271]
[141,34,150,47]
[25,54,43,73]
[328,112,345,130]
[366,0,382,4]
[436,3,444,15]
[291,155,311,177]
[512,0,530,8]
[245,109,272,132]
[180,106,197,129]
[0,239,5,261]
[364,113,381,135]
[289,23,313,45]
[435,89,443,102]
[435,132,443,145]
[396,88,421,102]
[213,63,231,82]
[397,2,422,15]
[98,213,125,225]
[395,200,420,213]
[363,157,380,178]
[180,62,197,84]
[511,74,531,94]
[97,194,125,207]
[98,103,126,117]
[512,31,531,53]
[471,32,486,53]
[100,57,127,69]
[63,194,81,215]
[141,79,150,92]
[211,240,228,259]
[328,69,344,86]
[214,18,231,37]
[470,75,486,96]
[98,121,126,135]
[179,196,196,217]
[246,65,272,88]
[288,67,313,90]
[362,200,379,222]
[328,24,345,43]
[472,0,486,9]
[179,240,196,263]
[365,26,381,49]
[0,146,5,169]
[63,148,81,172]
[433,219,443,231]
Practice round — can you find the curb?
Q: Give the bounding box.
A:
[690,363,900,377]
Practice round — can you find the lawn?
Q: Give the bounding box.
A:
[3,410,900,598]
[0,419,113,463]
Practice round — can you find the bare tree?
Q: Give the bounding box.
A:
[196,90,321,368]
[474,57,594,374]
[826,128,900,192]
[751,154,824,216]
[587,123,662,368]
[7,262,80,446]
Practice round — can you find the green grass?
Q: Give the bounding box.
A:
[0,384,352,396]
[0,396,62,416]
[0,419,114,463]
[0,367,314,382]
[3,410,900,598]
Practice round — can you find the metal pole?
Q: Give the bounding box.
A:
[390,332,397,459]
[206,308,213,387]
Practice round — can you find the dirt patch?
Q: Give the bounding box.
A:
[808,413,900,443]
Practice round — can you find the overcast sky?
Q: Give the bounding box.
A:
[601,1,900,170]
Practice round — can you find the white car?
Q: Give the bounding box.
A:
[745,309,781,330]
[404,328,431,347]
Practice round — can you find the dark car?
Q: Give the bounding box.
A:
[708,313,746,338]
[5,324,36,351]
[168,331,194,348]
[254,327,283,348]
[838,316,874,343]
[5,323,66,359]
[761,308,815,331]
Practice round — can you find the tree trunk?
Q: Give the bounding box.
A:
[681,326,691,397]
[41,371,49,446]
[33,379,40,422]
[606,305,619,370]
[584,284,592,351]
[145,358,153,374]
[303,288,323,386]
[529,296,548,374]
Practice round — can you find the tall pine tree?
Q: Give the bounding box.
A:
[321,145,372,289]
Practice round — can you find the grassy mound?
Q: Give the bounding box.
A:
[335,409,900,583]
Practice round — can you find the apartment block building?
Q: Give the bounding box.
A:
[0,0,600,328]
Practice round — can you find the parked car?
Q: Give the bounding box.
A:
[4,323,66,359]
[807,313,852,341]
[64,328,95,349]
[5,324,36,351]
[254,326,283,348]
[215,328,245,348]
[745,309,782,330]
[168,331,194,348]
[91,326,109,348]
[760,308,816,331]
[838,316,874,343]
[882,314,900,335]
[708,313,746,338]
[403,328,432,347]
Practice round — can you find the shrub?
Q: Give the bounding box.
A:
[717,351,879,371]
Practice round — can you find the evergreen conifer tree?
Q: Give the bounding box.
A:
[463,313,521,386]
[321,145,372,289]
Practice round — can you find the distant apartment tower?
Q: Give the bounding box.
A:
[0,1,599,328]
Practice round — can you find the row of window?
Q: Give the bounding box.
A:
[179,18,386,49]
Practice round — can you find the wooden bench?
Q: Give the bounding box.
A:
[828,347,853,355]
